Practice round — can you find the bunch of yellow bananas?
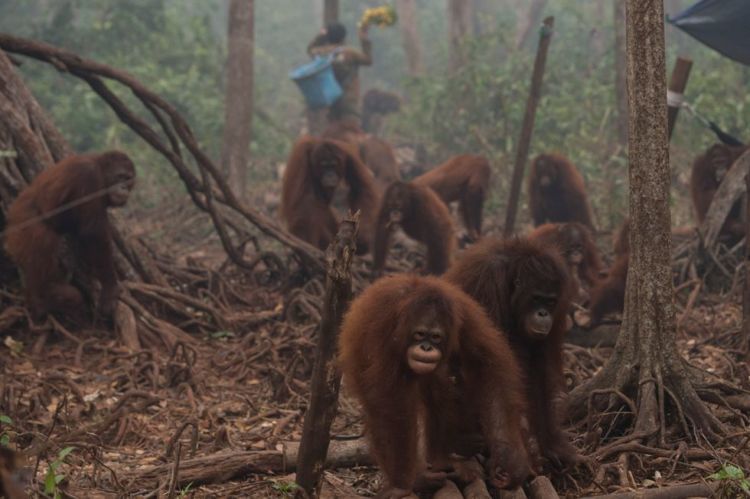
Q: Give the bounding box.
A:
[358,5,397,29]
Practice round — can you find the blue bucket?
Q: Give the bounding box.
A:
[289,56,343,109]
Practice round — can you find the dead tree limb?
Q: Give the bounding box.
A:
[580,482,717,499]
[296,213,359,497]
[125,439,371,489]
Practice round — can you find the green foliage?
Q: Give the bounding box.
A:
[709,463,750,496]
[209,330,235,341]
[0,414,13,447]
[178,481,194,498]
[271,480,299,497]
[44,446,75,499]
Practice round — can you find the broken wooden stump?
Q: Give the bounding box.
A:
[295,214,360,497]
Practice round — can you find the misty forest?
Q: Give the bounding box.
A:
[1,0,750,498]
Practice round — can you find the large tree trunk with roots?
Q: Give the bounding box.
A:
[397,0,423,77]
[220,0,255,201]
[568,0,726,446]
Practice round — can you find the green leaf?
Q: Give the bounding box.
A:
[44,470,57,494]
[55,474,65,484]
[58,446,75,461]
[0,434,9,447]
[0,415,12,425]
[723,465,745,480]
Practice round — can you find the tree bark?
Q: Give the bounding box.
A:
[324,0,338,25]
[613,0,628,147]
[447,0,472,72]
[220,0,254,202]
[568,0,723,444]
[515,0,548,51]
[397,0,423,77]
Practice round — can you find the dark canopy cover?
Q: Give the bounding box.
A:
[669,0,750,66]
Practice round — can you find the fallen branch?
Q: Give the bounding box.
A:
[124,439,372,488]
[580,481,718,499]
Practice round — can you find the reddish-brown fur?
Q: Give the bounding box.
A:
[690,143,748,241]
[413,154,491,241]
[4,151,136,320]
[322,121,402,187]
[362,88,401,133]
[445,238,578,469]
[358,136,401,186]
[338,274,531,496]
[528,222,603,290]
[321,120,363,144]
[280,136,379,254]
[0,448,26,499]
[374,181,455,276]
[589,219,630,326]
[528,153,594,229]
[612,218,630,257]
[588,255,628,327]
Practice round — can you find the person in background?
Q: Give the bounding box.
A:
[307,22,373,129]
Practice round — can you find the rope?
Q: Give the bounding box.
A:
[668,91,744,146]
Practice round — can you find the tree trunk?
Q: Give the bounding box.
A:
[397,0,423,77]
[447,0,472,72]
[613,0,628,147]
[220,0,254,202]
[324,0,338,25]
[514,0,547,51]
[569,0,724,444]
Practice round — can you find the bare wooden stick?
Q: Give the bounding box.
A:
[295,213,360,497]
[504,17,554,236]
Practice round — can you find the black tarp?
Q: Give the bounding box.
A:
[668,0,750,66]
